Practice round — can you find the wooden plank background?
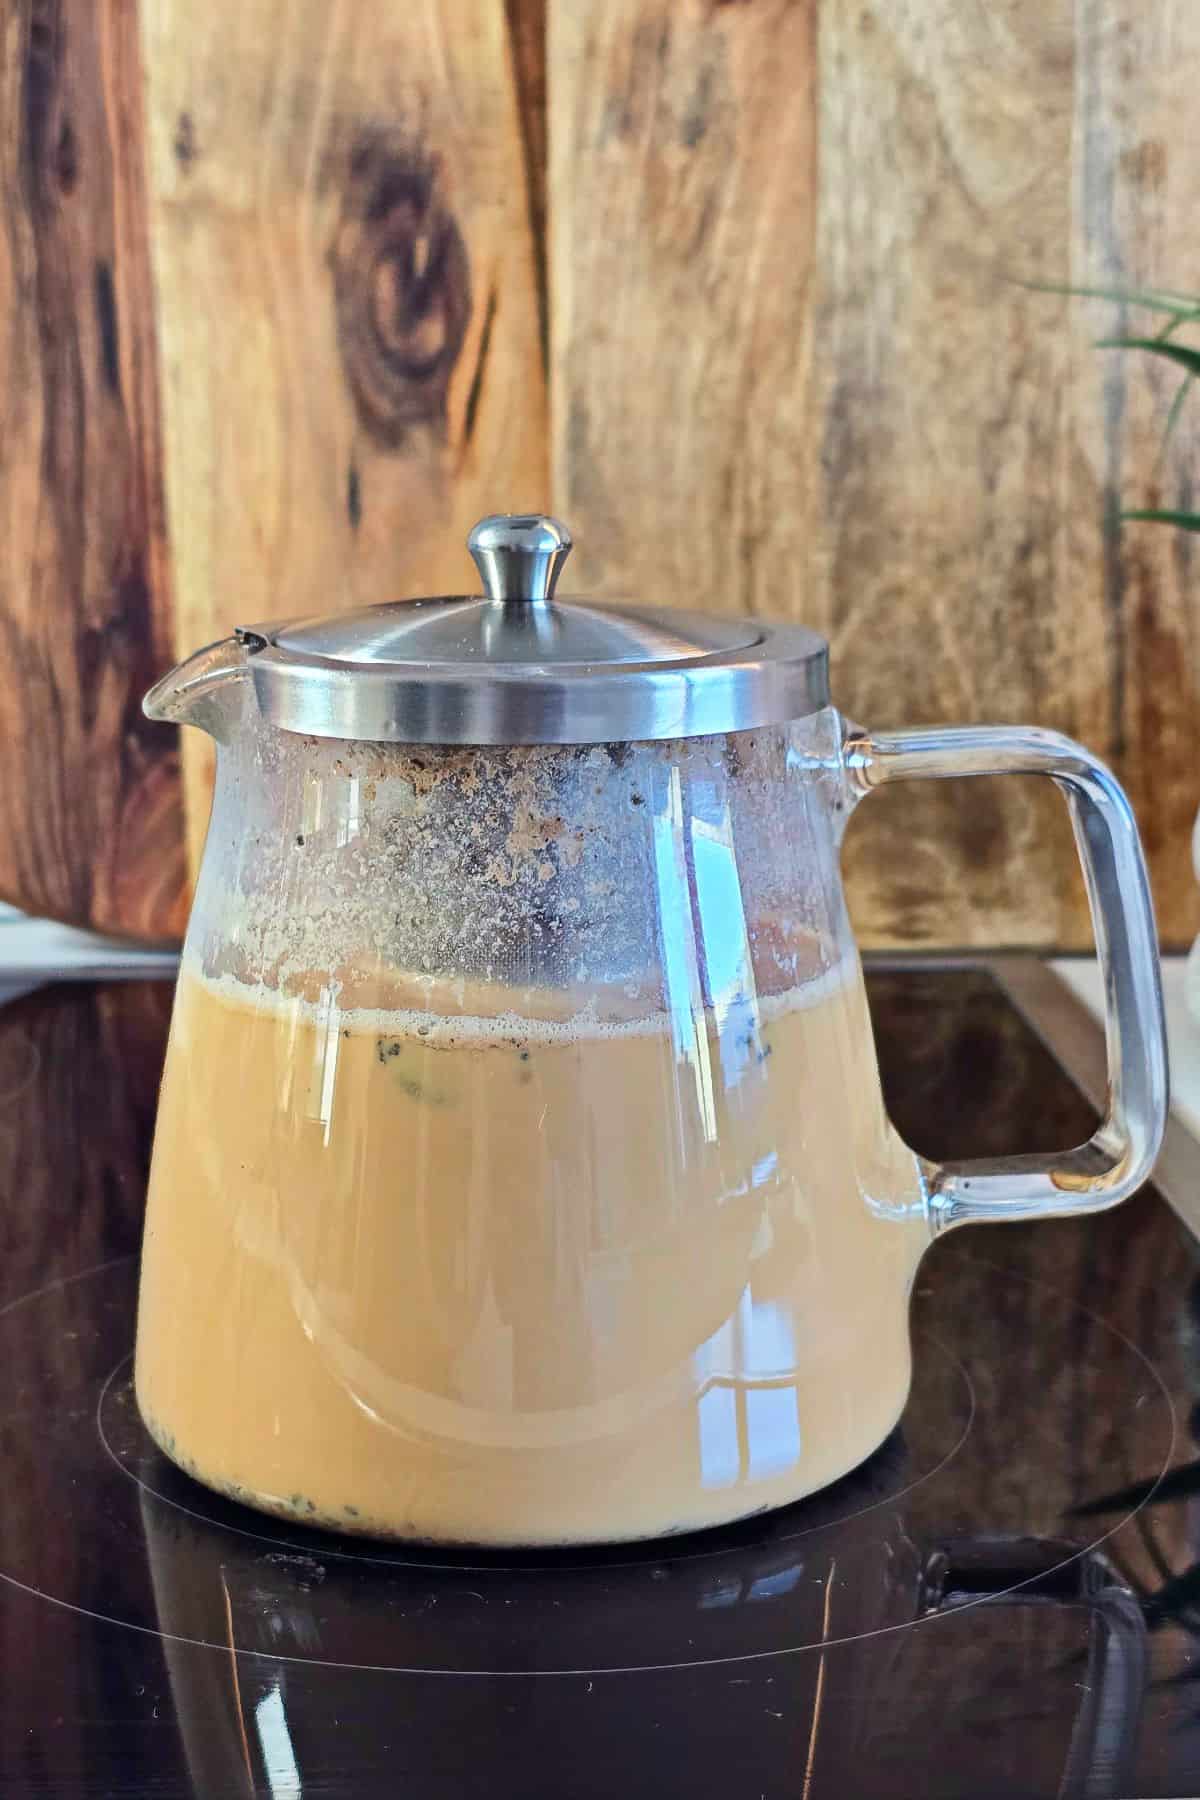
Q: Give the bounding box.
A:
[2,0,1199,949]
[139,0,549,871]
[0,0,185,940]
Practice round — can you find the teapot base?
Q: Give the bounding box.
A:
[136,1379,913,1551]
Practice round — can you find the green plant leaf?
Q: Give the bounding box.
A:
[1146,1561,1200,1629]
[1151,1665,1200,1692]
[1071,1459,1200,1516]
[1022,278,1200,317]
[1161,373,1195,456]
[1097,337,1200,377]
[1123,509,1200,533]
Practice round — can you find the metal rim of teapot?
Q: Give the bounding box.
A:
[226,514,830,746]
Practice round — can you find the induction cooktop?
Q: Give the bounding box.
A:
[2,960,1200,1799]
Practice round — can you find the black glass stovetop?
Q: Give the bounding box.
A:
[2,965,1199,1799]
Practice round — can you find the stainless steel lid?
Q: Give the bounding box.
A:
[236,515,829,745]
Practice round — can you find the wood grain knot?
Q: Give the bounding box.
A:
[331,132,471,447]
[22,0,64,210]
[173,112,197,170]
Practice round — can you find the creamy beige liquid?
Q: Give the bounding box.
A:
[136,960,928,1545]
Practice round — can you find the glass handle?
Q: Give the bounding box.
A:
[845,726,1168,1234]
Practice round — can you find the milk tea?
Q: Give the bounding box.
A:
[135,957,928,1544]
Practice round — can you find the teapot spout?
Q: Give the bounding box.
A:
[143,635,249,739]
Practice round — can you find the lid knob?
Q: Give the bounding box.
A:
[468,514,572,606]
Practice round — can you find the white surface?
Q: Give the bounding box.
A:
[0,903,177,1004]
[1051,954,1200,1140]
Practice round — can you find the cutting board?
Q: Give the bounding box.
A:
[3,0,1199,950]
[0,0,185,940]
[0,0,547,939]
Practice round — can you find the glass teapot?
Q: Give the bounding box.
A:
[136,514,1167,1547]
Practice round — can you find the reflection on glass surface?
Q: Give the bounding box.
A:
[255,1682,303,1800]
[694,1286,803,1489]
[918,1538,1147,1800]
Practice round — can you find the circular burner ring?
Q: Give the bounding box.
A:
[97,1336,976,1572]
[0,1253,1177,1677]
